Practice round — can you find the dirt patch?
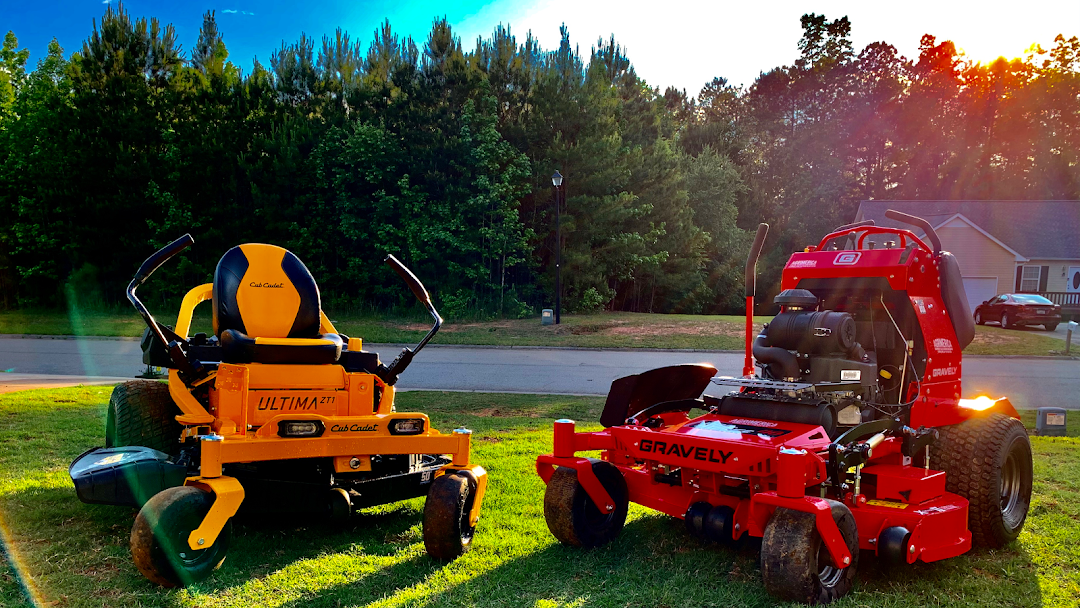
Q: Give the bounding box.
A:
[603,322,744,338]
[969,331,1024,347]
[474,407,538,418]
[477,436,502,443]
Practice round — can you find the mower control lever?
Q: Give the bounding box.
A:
[377,255,444,386]
[127,234,201,380]
[884,210,941,253]
[900,425,938,458]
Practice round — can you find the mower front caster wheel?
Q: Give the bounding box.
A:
[423,472,477,560]
[543,459,629,548]
[130,486,232,587]
[761,499,858,605]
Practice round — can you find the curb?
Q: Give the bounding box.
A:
[0,334,140,342]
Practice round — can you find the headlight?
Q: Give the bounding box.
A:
[389,418,425,435]
[278,420,325,437]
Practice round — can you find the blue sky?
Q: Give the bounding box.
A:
[5,0,1079,96]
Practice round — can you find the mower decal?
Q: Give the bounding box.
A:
[330,423,379,432]
[726,418,779,428]
[930,366,958,379]
[788,259,817,268]
[932,338,954,354]
[866,499,909,509]
[256,394,334,411]
[914,504,960,516]
[681,419,792,438]
[833,251,861,265]
[639,438,733,463]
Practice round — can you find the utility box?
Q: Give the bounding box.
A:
[541,309,554,326]
[1036,407,1068,437]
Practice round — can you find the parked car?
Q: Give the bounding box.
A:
[974,293,1061,330]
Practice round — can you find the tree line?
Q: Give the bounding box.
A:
[0,5,1077,317]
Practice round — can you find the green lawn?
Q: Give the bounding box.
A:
[2,387,1078,607]
[0,308,1071,356]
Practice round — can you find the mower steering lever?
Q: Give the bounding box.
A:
[376,255,444,386]
[127,234,200,379]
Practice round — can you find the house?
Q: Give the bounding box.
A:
[854,201,1080,315]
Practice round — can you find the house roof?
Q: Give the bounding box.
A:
[855,200,1080,260]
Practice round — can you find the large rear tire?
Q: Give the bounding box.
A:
[760,499,858,605]
[131,486,231,587]
[933,413,1033,547]
[106,380,182,454]
[543,459,629,548]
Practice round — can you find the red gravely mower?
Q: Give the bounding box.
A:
[535,212,1033,604]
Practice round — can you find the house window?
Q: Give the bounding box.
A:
[1020,265,1041,292]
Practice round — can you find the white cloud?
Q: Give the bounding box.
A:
[222,9,255,16]
[223,9,238,13]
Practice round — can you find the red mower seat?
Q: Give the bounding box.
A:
[213,244,342,365]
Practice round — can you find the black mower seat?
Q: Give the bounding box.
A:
[213,243,343,365]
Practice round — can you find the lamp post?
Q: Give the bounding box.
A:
[552,170,563,325]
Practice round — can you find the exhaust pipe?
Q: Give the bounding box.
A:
[743,223,769,377]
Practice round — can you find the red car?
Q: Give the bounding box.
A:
[974,293,1061,330]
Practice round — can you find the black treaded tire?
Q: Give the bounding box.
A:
[423,472,477,560]
[1045,323,1058,331]
[1001,312,1013,329]
[131,486,231,587]
[106,380,182,454]
[543,459,629,548]
[974,310,984,325]
[760,499,858,605]
[932,413,1033,548]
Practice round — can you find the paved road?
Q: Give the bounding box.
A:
[1,337,1077,409]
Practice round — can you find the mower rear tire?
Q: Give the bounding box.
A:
[423,472,477,560]
[543,459,628,548]
[761,499,858,605]
[933,413,1033,547]
[106,380,182,454]
[130,486,231,587]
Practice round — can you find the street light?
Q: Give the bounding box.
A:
[551,170,563,324]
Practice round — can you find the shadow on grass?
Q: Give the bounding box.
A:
[0,483,439,606]
[262,513,1045,608]
[1,485,1049,608]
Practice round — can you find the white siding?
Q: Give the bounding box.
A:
[935,225,1017,296]
[1023,259,1080,292]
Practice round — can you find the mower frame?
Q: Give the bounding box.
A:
[536,211,1031,603]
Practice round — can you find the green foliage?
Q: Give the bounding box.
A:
[0,6,1077,319]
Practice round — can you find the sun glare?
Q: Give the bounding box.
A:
[958,395,998,411]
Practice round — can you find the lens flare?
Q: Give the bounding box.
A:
[0,512,46,606]
[958,395,998,411]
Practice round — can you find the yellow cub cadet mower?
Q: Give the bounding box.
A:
[69,235,487,586]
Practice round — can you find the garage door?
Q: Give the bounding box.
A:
[963,277,999,312]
